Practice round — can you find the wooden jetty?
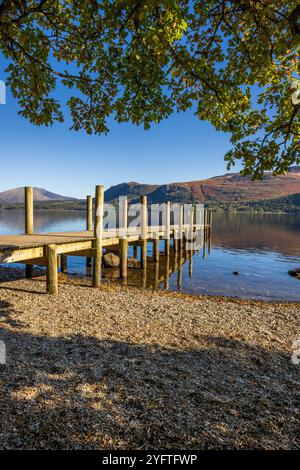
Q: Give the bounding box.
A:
[0,186,212,294]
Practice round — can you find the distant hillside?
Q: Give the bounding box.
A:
[0,187,76,203]
[104,182,159,204]
[104,167,300,204]
[1,167,300,213]
[206,193,300,213]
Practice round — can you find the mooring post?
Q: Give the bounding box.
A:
[119,197,128,279]
[164,253,170,290]
[164,201,170,257]
[178,203,183,250]
[92,185,104,288]
[178,262,182,289]
[189,205,195,252]
[154,259,159,289]
[86,195,93,268]
[25,186,34,234]
[203,211,206,259]
[24,186,34,278]
[208,210,212,237]
[153,234,160,262]
[140,195,147,269]
[46,244,58,295]
[60,255,67,273]
[87,195,93,231]
[173,232,178,253]
[189,253,193,278]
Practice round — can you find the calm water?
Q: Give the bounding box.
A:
[0,210,299,301]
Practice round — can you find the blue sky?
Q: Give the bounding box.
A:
[0,62,239,198]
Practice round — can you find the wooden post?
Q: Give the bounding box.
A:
[154,259,159,289]
[86,195,93,268]
[173,236,178,253]
[24,187,34,278]
[119,197,128,279]
[86,195,93,231]
[153,235,159,262]
[164,201,170,257]
[203,220,206,259]
[92,185,104,288]
[61,255,67,273]
[120,239,128,279]
[140,195,147,269]
[189,205,195,251]
[189,253,193,278]
[204,209,207,238]
[164,254,170,290]
[208,210,212,238]
[25,186,34,234]
[179,204,183,250]
[178,263,182,289]
[46,244,58,295]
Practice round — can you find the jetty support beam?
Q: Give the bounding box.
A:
[24,186,34,278]
[119,197,128,279]
[92,185,104,288]
[86,195,93,268]
[46,244,58,295]
[140,195,147,269]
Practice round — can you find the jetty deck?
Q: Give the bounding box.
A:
[0,186,211,294]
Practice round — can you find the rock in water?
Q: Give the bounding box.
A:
[103,252,120,268]
[288,268,300,279]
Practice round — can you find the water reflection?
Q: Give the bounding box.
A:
[212,212,300,257]
[100,240,201,292]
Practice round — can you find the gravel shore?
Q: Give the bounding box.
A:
[0,267,299,449]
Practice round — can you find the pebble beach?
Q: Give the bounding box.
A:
[0,267,299,449]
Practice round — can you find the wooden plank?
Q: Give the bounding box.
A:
[0,246,44,264]
[19,257,47,266]
[56,240,93,255]
[64,248,96,257]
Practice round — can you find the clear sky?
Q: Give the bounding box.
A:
[0,60,240,198]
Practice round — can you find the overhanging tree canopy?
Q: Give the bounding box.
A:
[0,0,299,177]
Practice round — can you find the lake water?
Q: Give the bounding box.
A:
[0,210,299,301]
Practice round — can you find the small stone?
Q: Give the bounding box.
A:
[128,257,138,267]
[233,271,239,275]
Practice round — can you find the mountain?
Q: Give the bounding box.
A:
[104,167,300,204]
[104,182,159,203]
[0,187,76,203]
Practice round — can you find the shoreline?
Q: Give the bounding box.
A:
[0,267,299,449]
[1,266,299,306]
